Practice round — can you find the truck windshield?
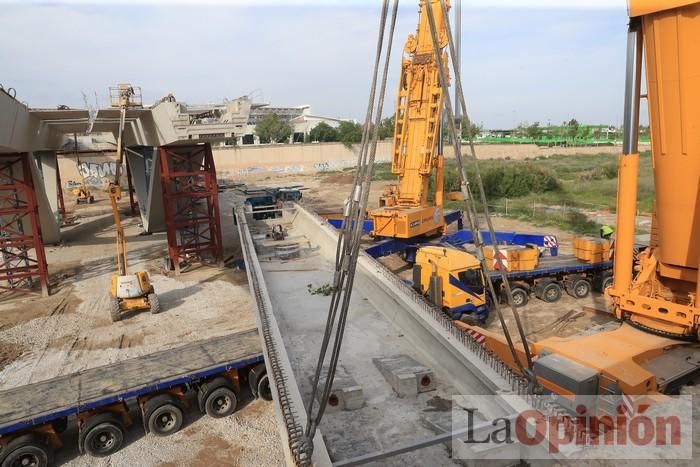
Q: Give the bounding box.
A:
[458,268,484,294]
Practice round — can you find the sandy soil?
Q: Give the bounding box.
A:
[0,193,283,466]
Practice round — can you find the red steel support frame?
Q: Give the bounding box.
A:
[0,153,50,296]
[159,143,223,274]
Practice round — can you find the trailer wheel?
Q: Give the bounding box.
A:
[256,374,272,401]
[568,278,591,299]
[144,395,183,436]
[248,363,270,399]
[592,271,613,293]
[204,387,238,418]
[148,293,161,314]
[80,413,124,457]
[541,282,562,303]
[0,434,50,467]
[110,298,121,322]
[509,288,529,308]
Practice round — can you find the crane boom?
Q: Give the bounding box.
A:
[369,0,450,239]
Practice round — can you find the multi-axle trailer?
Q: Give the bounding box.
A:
[0,329,269,467]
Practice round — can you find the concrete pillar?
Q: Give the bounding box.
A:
[125,146,165,233]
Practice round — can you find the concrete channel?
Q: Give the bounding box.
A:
[238,203,551,466]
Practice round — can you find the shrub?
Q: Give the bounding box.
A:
[481,163,560,198]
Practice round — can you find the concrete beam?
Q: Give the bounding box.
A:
[125,146,165,233]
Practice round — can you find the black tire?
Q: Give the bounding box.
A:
[248,364,267,399]
[144,395,183,436]
[541,282,562,303]
[148,293,161,314]
[592,271,613,293]
[204,387,238,418]
[0,434,50,467]
[110,297,121,322]
[88,196,95,204]
[256,374,272,401]
[80,413,124,457]
[509,288,529,308]
[569,278,591,299]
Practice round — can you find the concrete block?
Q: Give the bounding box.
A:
[373,354,436,397]
[453,439,521,467]
[314,365,364,412]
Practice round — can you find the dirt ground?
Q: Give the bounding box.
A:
[294,170,618,342]
[0,191,283,466]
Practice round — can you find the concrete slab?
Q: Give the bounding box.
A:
[373,354,436,397]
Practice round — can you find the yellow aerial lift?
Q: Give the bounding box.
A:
[108,84,160,322]
[368,0,450,239]
[457,0,700,402]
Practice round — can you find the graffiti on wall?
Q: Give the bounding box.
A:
[76,161,122,186]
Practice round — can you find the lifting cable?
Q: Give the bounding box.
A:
[304,0,399,451]
[424,1,535,377]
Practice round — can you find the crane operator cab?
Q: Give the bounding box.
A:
[413,246,489,323]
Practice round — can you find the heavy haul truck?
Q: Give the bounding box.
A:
[457,0,700,403]
[0,330,270,467]
[414,238,613,322]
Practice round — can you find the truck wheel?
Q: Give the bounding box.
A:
[509,288,529,308]
[144,395,183,436]
[592,271,613,293]
[110,298,121,322]
[602,275,613,291]
[541,282,562,303]
[0,434,50,467]
[80,413,124,457]
[569,278,591,299]
[204,387,238,418]
[248,364,268,399]
[89,196,95,204]
[256,374,272,401]
[148,293,161,314]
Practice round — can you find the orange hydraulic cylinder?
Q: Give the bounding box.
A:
[611,153,639,298]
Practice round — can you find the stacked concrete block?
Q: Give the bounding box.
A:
[314,365,364,411]
[372,354,436,397]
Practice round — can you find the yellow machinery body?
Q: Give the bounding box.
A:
[455,1,700,399]
[369,0,450,239]
[606,1,700,339]
[414,246,487,313]
[107,84,159,322]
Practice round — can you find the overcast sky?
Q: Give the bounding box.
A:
[0,1,633,128]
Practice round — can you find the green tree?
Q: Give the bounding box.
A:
[525,122,543,139]
[255,113,293,144]
[566,118,580,139]
[337,121,364,147]
[380,116,395,139]
[309,122,339,142]
[461,120,482,140]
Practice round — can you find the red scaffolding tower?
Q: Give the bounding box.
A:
[0,153,49,296]
[159,143,223,274]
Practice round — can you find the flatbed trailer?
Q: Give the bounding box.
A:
[488,255,613,307]
[0,329,270,467]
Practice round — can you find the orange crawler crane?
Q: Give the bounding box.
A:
[457,0,700,404]
[369,0,450,239]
